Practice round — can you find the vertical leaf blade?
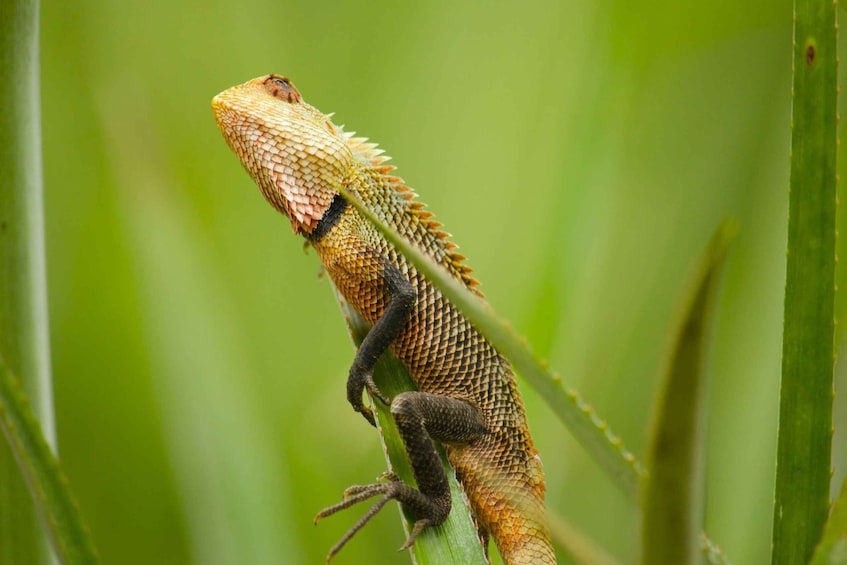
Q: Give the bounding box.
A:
[0,0,57,563]
[772,0,837,562]
[641,223,734,565]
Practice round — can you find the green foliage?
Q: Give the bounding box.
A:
[772,0,838,562]
[0,356,98,564]
[1,0,58,562]
[641,223,734,565]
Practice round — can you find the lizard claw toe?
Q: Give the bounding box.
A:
[397,518,431,552]
[376,470,400,482]
[360,406,376,427]
[364,375,389,405]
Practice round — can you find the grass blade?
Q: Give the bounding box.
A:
[0,355,98,564]
[641,222,734,565]
[0,0,59,562]
[771,0,837,562]
[336,296,488,564]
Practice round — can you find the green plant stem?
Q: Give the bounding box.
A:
[771,0,837,562]
[0,0,58,563]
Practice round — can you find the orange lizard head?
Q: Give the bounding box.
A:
[212,74,351,236]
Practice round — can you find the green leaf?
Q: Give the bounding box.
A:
[0,0,60,562]
[641,222,735,565]
[0,355,98,564]
[771,0,837,562]
[336,295,488,564]
[810,478,847,565]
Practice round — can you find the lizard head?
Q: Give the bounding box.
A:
[212,74,350,236]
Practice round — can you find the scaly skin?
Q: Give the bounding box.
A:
[212,75,555,564]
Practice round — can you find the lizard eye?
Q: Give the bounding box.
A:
[263,75,302,103]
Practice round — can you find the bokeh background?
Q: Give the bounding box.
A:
[36,0,847,563]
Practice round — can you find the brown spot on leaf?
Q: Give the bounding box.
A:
[806,43,816,66]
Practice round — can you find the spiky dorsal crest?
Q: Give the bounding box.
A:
[339,128,482,295]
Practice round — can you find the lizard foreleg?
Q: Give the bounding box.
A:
[346,261,416,426]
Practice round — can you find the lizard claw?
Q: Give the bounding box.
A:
[357,405,377,427]
[353,375,388,427]
[364,374,389,405]
[350,374,389,427]
[376,470,400,482]
[397,518,431,552]
[315,482,400,561]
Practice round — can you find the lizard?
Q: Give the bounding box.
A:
[212,74,555,564]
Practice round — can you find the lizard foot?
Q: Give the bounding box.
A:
[314,480,442,562]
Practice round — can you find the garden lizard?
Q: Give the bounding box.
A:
[212,74,555,564]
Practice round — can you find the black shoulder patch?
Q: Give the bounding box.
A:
[307,194,348,242]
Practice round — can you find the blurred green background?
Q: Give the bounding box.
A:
[34,0,846,563]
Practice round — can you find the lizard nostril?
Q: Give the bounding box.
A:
[263,75,302,103]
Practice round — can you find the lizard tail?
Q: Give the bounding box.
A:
[496,531,556,565]
[488,499,556,565]
[452,444,556,564]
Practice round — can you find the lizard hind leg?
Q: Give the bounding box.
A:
[315,391,488,560]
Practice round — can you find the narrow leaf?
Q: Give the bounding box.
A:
[0,0,58,562]
[0,355,98,564]
[336,295,488,564]
[771,0,837,561]
[641,222,735,565]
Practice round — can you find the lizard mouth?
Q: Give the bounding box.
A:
[211,90,238,131]
[211,78,262,132]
